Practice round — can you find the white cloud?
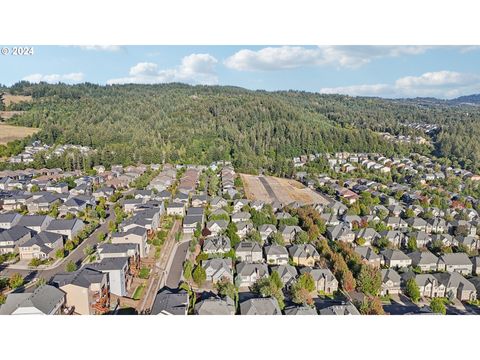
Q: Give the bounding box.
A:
[319,70,480,99]
[78,45,124,52]
[224,45,431,71]
[23,72,84,84]
[107,53,218,85]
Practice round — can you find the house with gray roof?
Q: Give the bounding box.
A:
[438,253,473,275]
[386,217,408,231]
[151,288,189,315]
[380,269,401,296]
[355,227,380,246]
[0,225,31,254]
[194,295,235,315]
[380,249,412,268]
[411,274,446,298]
[284,305,317,315]
[319,301,360,315]
[235,241,263,263]
[0,212,22,229]
[235,262,268,288]
[17,215,53,233]
[88,257,130,296]
[408,250,439,272]
[300,267,338,294]
[288,244,320,267]
[258,224,277,241]
[111,226,149,257]
[203,236,231,254]
[327,224,355,243]
[264,245,289,265]
[203,258,233,283]
[270,264,298,287]
[354,246,382,268]
[0,284,65,315]
[205,219,228,237]
[19,231,63,260]
[279,225,304,244]
[435,272,477,301]
[240,297,281,315]
[46,218,85,240]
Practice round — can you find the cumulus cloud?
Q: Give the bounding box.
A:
[107,53,218,85]
[78,45,124,52]
[319,70,480,99]
[23,72,85,84]
[224,45,431,71]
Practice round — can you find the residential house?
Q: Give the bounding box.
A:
[284,305,317,315]
[150,288,189,315]
[235,241,263,263]
[258,224,277,241]
[380,249,412,268]
[279,225,304,244]
[300,267,338,294]
[111,226,149,258]
[0,285,65,315]
[319,301,360,315]
[438,253,473,275]
[194,295,236,315]
[19,231,63,260]
[327,224,355,243]
[435,272,477,301]
[354,246,382,268]
[231,211,251,223]
[203,258,234,283]
[166,202,186,217]
[380,269,402,296]
[89,257,131,297]
[235,262,268,288]
[203,236,231,255]
[52,267,110,315]
[0,226,31,254]
[235,221,254,239]
[264,245,289,265]
[240,297,281,315]
[17,215,53,233]
[46,219,85,240]
[408,250,439,272]
[288,244,320,267]
[205,220,229,237]
[270,264,298,287]
[0,212,22,229]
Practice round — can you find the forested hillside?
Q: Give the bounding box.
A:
[2,82,480,174]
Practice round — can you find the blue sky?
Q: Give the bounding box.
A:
[1,45,480,98]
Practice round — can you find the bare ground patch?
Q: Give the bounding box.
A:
[0,123,39,145]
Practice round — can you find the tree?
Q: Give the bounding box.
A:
[36,277,46,287]
[192,266,206,287]
[183,260,193,281]
[293,231,309,244]
[29,258,43,267]
[406,236,417,252]
[55,248,65,259]
[83,245,94,256]
[9,273,24,289]
[65,261,77,272]
[216,278,238,304]
[404,208,415,218]
[270,232,285,246]
[0,293,5,305]
[253,276,285,309]
[97,231,106,242]
[296,273,316,292]
[359,296,385,315]
[430,297,446,315]
[357,265,381,296]
[356,237,366,246]
[405,278,421,302]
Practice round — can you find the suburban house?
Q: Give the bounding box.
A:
[284,305,318,315]
[183,214,204,234]
[270,264,298,287]
[0,284,65,315]
[235,221,254,239]
[235,241,263,263]
[435,272,477,301]
[210,196,228,210]
[279,225,304,244]
[235,262,269,288]
[52,267,110,315]
[58,197,87,216]
[19,231,64,260]
[380,249,412,268]
[240,297,281,315]
[150,288,189,315]
[17,215,53,233]
[0,212,22,229]
[300,267,338,294]
[380,269,402,296]
[438,253,473,275]
[327,224,355,243]
[319,302,360,315]
[288,244,320,267]
[411,274,446,298]
[203,236,231,255]
[92,186,114,201]
[46,219,85,240]
[111,226,149,258]
[258,224,277,241]
[0,226,32,254]
[89,257,131,297]
[194,295,236,315]
[354,246,382,268]
[408,250,439,272]
[231,211,251,223]
[264,245,289,265]
[203,258,234,283]
[205,220,228,237]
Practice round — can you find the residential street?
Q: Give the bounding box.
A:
[165,240,189,288]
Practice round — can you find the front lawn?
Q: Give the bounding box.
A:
[138,267,150,279]
[133,285,145,300]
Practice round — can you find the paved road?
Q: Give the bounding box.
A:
[0,206,115,283]
[258,176,280,203]
[165,241,189,288]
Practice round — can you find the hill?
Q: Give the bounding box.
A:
[2,82,480,173]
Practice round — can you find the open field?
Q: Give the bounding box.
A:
[1,94,32,107]
[241,173,331,206]
[0,123,39,145]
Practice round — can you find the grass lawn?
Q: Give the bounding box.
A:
[138,267,150,279]
[133,285,145,300]
[0,123,39,145]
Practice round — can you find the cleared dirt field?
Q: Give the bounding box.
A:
[241,173,331,206]
[0,123,39,145]
[1,94,32,107]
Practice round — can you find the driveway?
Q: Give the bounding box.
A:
[165,241,189,288]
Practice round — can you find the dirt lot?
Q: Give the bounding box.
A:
[241,173,331,206]
[1,94,32,107]
[0,123,39,145]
